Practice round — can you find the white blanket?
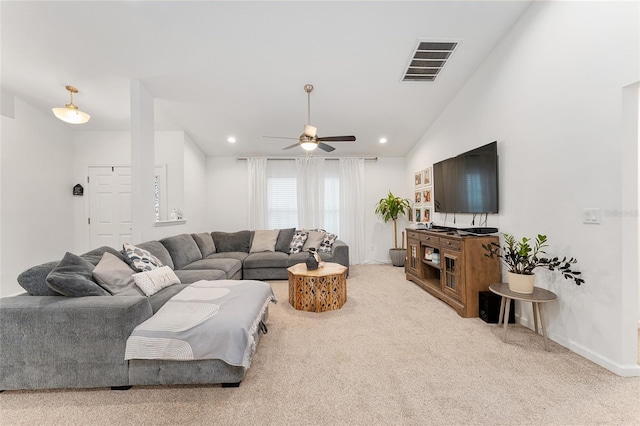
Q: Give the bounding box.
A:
[125,279,276,368]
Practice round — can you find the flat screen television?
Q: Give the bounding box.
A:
[433,141,499,214]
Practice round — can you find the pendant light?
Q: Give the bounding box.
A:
[52,85,91,124]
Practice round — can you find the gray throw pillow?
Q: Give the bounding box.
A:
[192,232,216,257]
[92,252,144,296]
[275,228,296,253]
[211,230,252,253]
[46,252,110,297]
[17,261,62,296]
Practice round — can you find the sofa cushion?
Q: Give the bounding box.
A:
[287,252,309,267]
[288,231,308,254]
[192,232,216,257]
[275,228,296,253]
[123,242,165,272]
[182,258,242,279]
[17,261,62,296]
[174,269,227,284]
[133,266,181,297]
[244,252,289,269]
[206,252,249,263]
[131,241,174,270]
[211,230,252,253]
[46,252,110,297]
[302,230,326,251]
[92,252,144,296]
[160,234,203,270]
[250,229,279,253]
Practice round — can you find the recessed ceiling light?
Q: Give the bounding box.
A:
[227,136,236,143]
[379,138,388,144]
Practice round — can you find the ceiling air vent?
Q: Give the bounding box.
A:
[402,40,459,82]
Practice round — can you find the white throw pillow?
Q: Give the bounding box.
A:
[133,266,180,297]
[302,230,326,251]
[288,231,309,254]
[92,252,144,296]
[250,229,280,253]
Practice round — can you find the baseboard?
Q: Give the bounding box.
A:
[549,333,640,377]
[516,313,640,377]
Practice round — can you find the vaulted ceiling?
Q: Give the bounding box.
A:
[1,1,531,157]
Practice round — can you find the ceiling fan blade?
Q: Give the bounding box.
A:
[304,125,317,138]
[263,136,299,140]
[282,143,300,150]
[316,135,356,142]
[317,143,336,152]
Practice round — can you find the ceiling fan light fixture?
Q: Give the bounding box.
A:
[52,85,91,124]
[300,140,318,151]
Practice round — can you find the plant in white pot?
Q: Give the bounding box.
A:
[375,191,411,267]
[483,234,584,294]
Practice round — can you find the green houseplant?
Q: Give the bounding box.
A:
[375,191,411,267]
[483,233,584,293]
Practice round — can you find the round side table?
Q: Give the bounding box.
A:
[489,283,557,351]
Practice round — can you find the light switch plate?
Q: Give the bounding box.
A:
[583,208,600,224]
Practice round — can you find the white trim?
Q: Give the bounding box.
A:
[153,219,186,227]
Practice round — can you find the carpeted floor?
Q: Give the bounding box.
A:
[1,264,639,425]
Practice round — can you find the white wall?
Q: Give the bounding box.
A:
[1,95,75,297]
[205,156,407,263]
[72,130,207,250]
[182,133,208,233]
[407,1,639,375]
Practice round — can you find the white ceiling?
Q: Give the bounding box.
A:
[1,1,531,157]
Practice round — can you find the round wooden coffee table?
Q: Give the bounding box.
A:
[287,262,348,313]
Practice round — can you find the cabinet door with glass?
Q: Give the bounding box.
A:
[406,239,420,277]
[441,249,464,302]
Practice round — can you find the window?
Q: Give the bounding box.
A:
[265,160,339,233]
[266,162,297,229]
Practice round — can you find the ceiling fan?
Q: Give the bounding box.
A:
[263,84,356,152]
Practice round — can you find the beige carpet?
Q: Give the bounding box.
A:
[1,264,639,425]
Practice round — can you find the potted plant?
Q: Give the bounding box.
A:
[483,233,584,294]
[375,191,411,267]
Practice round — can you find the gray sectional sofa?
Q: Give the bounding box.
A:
[0,229,349,391]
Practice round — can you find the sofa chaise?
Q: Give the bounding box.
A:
[0,228,349,391]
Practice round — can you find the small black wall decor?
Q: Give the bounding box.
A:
[73,184,84,196]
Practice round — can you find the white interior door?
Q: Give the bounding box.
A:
[89,166,133,249]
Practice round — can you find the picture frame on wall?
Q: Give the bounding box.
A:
[414,191,422,204]
[423,187,432,204]
[414,171,422,186]
[423,167,432,186]
[415,208,421,222]
[423,207,431,222]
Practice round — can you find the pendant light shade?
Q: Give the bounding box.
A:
[52,85,91,124]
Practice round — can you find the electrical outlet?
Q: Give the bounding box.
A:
[583,208,600,224]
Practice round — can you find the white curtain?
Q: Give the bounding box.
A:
[339,158,365,264]
[247,157,267,229]
[296,157,325,229]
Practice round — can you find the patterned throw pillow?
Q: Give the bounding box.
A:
[288,231,309,254]
[132,266,181,297]
[318,233,338,253]
[123,242,164,272]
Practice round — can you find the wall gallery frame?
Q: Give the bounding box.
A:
[413,167,433,222]
[423,167,432,186]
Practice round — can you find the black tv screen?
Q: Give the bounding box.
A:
[433,141,498,214]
